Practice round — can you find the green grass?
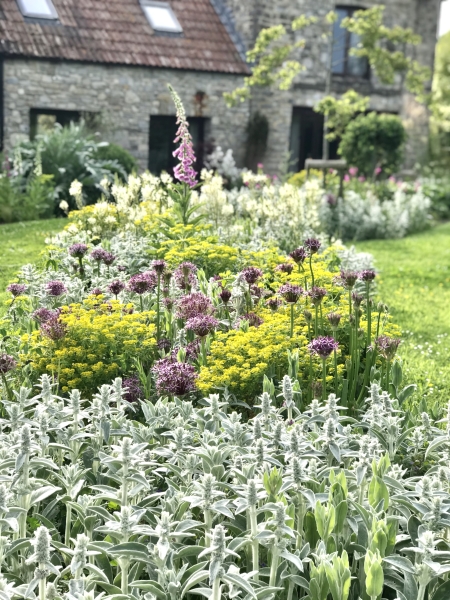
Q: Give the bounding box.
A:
[356,222,450,411]
[0,219,65,314]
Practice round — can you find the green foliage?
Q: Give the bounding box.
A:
[0,173,54,224]
[14,123,126,210]
[224,18,316,107]
[356,222,450,410]
[315,90,369,142]
[94,142,138,178]
[246,112,269,170]
[342,6,430,100]
[339,112,406,175]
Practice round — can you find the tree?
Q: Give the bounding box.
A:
[225,5,430,161]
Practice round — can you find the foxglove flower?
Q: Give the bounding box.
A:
[308,336,339,359]
[45,280,67,297]
[6,283,27,297]
[169,85,197,187]
[279,283,303,304]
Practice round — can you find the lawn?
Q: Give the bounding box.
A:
[0,218,65,314]
[356,221,450,413]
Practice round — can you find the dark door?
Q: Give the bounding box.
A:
[289,107,324,172]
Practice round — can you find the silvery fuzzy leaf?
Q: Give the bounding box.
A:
[157,538,170,560]
[280,550,304,572]
[209,559,222,585]
[24,578,39,599]
[30,486,61,506]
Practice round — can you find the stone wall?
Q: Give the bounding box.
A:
[222,0,441,173]
[3,59,249,171]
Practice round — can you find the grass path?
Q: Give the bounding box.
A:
[0,219,65,314]
[356,222,450,410]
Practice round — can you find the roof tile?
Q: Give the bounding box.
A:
[0,0,248,73]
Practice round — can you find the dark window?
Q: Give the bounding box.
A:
[30,108,81,139]
[289,107,339,172]
[148,115,209,175]
[332,7,369,78]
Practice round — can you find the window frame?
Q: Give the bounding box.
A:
[16,0,58,20]
[332,6,369,79]
[140,1,183,34]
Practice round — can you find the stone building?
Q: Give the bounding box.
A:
[0,0,442,174]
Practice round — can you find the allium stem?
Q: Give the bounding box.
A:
[290,304,294,338]
[333,348,338,394]
[366,283,372,347]
[0,374,12,403]
[309,255,315,287]
[322,360,327,401]
[156,275,161,342]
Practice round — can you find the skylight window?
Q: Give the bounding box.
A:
[141,1,183,33]
[17,0,58,19]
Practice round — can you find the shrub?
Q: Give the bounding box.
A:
[339,112,406,176]
[14,123,126,211]
[21,297,156,395]
[0,173,54,223]
[94,142,138,177]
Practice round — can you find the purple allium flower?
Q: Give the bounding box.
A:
[340,270,359,290]
[90,248,109,262]
[0,353,17,374]
[359,269,377,283]
[90,288,103,296]
[185,339,201,360]
[32,307,59,323]
[308,336,339,359]
[169,86,197,188]
[152,259,167,275]
[163,297,175,310]
[153,359,197,396]
[266,297,282,311]
[309,286,327,306]
[352,292,364,307]
[174,262,198,291]
[304,238,321,255]
[250,285,264,301]
[117,265,127,273]
[163,271,173,286]
[289,247,307,265]
[219,289,232,304]
[326,193,337,207]
[108,280,126,296]
[279,283,303,304]
[41,317,67,341]
[185,314,219,338]
[7,283,27,297]
[102,252,116,267]
[128,271,157,295]
[122,375,144,403]
[375,336,401,361]
[241,267,263,285]
[69,243,88,258]
[176,292,214,320]
[157,338,172,353]
[275,263,294,275]
[239,312,264,328]
[45,280,67,297]
[327,312,342,329]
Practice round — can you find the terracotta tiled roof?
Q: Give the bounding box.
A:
[0,0,248,73]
